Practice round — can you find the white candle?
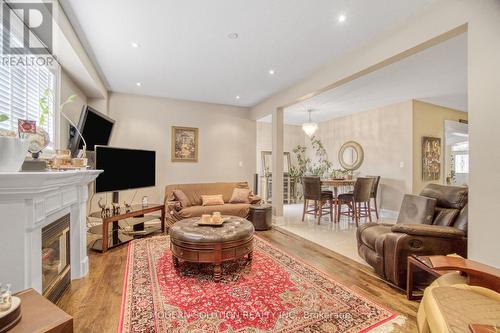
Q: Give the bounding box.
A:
[201,214,211,224]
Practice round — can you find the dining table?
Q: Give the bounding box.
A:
[321,178,356,198]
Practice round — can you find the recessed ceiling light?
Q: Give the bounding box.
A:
[268,69,276,75]
[131,42,140,48]
[338,14,346,23]
[235,95,241,100]
[227,32,239,39]
[136,82,142,87]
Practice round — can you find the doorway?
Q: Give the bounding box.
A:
[444,120,469,186]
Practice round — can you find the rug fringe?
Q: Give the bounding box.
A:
[367,315,408,332]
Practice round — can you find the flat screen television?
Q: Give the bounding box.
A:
[69,105,115,156]
[95,146,156,193]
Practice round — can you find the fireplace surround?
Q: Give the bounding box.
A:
[0,170,101,295]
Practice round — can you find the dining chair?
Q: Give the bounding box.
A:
[336,177,375,227]
[367,175,381,220]
[302,176,334,225]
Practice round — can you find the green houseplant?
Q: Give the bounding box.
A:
[289,136,333,200]
[39,89,86,155]
[308,136,332,178]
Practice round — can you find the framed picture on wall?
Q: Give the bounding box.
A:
[171,126,198,162]
[422,136,441,181]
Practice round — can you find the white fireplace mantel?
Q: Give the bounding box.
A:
[0,170,102,293]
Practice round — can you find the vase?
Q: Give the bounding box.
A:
[0,137,29,172]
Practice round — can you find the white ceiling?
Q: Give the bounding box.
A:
[258,32,467,124]
[59,0,436,107]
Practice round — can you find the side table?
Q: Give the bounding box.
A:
[7,289,73,333]
[248,204,272,230]
[406,255,448,300]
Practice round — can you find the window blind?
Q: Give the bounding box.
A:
[0,5,56,147]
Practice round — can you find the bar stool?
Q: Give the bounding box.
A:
[302,176,334,225]
[367,175,381,220]
[336,177,374,226]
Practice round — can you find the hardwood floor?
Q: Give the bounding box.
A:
[58,229,419,332]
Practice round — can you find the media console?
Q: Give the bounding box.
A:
[88,204,165,252]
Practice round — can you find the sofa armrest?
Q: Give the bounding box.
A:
[249,195,262,205]
[383,230,467,287]
[391,223,466,239]
[165,200,182,213]
[164,200,184,230]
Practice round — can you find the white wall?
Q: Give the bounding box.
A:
[96,92,256,205]
[58,69,87,149]
[466,0,500,267]
[315,101,413,212]
[249,0,500,267]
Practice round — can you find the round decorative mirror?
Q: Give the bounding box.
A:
[338,141,364,170]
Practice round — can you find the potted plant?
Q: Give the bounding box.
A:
[0,115,30,172]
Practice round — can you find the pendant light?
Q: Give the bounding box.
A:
[302,110,318,137]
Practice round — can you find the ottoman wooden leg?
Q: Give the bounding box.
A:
[214,264,222,282]
[172,255,179,268]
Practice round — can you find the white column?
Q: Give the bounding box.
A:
[272,108,284,216]
[71,183,90,280]
[468,0,500,267]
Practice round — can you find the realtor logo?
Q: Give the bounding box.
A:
[2,2,53,54]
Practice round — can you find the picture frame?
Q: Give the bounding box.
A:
[171,126,199,162]
[422,136,441,181]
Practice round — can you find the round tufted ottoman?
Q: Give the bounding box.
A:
[169,216,254,282]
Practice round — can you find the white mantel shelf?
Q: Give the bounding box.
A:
[0,169,102,294]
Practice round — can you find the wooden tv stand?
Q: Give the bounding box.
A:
[89,204,165,252]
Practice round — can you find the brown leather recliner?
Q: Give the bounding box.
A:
[356,184,468,288]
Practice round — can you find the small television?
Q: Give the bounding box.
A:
[95,146,156,194]
[69,105,115,156]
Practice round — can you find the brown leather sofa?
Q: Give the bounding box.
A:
[164,182,260,228]
[356,184,468,288]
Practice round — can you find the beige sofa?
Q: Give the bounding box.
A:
[164,182,260,228]
[418,272,500,332]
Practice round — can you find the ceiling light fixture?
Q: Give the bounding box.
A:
[338,13,346,23]
[131,42,140,48]
[268,69,276,75]
[227,32,239,39]
[235,95,241,100]
[302,110,318,137]
[136,82,142,87]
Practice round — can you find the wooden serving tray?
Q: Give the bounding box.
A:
[196,218,228,226]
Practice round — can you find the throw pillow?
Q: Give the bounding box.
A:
[229,188,251,203]
[201,194,224,206]
[173,189,190,208]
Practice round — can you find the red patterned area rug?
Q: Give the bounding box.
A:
[118,236,405,332]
